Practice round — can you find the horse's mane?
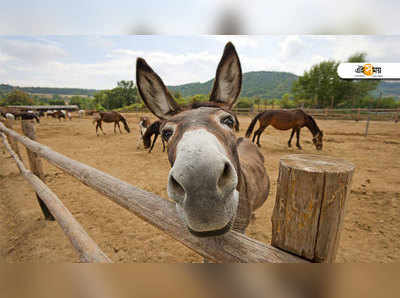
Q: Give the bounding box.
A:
[143,120,161,138]
[142,120,162,147]
[304,111,321,135]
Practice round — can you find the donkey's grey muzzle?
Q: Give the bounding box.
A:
[167,129,239,234]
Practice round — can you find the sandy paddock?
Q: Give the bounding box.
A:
[1,113,399,262]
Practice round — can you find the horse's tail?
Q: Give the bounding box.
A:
[245,112,263,138]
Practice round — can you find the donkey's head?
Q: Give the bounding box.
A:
[137,42,242,237]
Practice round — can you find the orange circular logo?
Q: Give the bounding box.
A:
[363,64,373,76]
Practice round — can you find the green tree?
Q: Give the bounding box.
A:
[292,53,380,108]
[280,93,294,108]
[0,89,34,106]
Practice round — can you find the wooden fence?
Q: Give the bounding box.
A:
[232,107,400,122]
[119,106,399,122]
[0,120,355,263]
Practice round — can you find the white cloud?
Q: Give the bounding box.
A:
[0,39,67,65]
[279,36,306,60]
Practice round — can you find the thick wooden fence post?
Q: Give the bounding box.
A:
[21,120,55,221]
[271,154,355,263]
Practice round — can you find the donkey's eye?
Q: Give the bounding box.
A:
[221,116,235,129]
[162,128,173,141]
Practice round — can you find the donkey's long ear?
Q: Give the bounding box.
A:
[136,58,181,120]
[209,42,242,108]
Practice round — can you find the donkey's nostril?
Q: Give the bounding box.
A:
[169,174,185,202]
[217,162,234,191]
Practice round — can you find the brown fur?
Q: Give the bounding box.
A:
[51,111,66,121]
[136,42,270,236]
[92,111,130,136]
[246,109,324,150]
[158,107,268,233]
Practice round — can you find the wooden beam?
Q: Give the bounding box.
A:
[1,132,111,263]
[0,122,306,263]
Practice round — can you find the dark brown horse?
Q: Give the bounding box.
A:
[136,42,270,237]
[92,111,130,136]
[142,120,165,153]
[51,111,66,121]
[14,112,40,123]
[245,109,324,150]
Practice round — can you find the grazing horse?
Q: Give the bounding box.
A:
[51,111,66,121]
[92,111,130,136]
[245,109,324,150]
[136,42,270,237]
[14,112,40,123]
[142,120,166,153]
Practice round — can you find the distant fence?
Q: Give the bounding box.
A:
[120,106,399,122]
[0,119,355,263]
[232,107,400,122]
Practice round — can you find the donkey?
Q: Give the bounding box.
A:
[136,42,270,236]
[245,109,324,150]
[92,111,130,136]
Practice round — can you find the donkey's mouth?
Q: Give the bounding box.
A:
[187,216,234,237]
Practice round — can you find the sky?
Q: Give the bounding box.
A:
[1,35,400,89]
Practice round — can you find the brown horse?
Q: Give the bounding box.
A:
[50,111,66,121]
[245,109,324,150]
[92,111,130,136]
[142,120,165,153]
[136,42,270,236]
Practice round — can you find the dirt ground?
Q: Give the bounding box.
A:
[1,113,399,263]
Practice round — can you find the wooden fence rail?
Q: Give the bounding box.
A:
[1,131,111,263]
[0,121,305,263]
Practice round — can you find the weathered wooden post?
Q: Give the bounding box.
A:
[364,112,370,137]
[4,119,22,161]
[21,120,55,221]
[356,108,360,122]
[395,109,399,123]
[271,154,355,263]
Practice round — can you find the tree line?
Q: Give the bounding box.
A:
[1,54,399,110]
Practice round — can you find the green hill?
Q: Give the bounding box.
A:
[168,71,299,99]
[0,84,98,96]
[2,71,400,100]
